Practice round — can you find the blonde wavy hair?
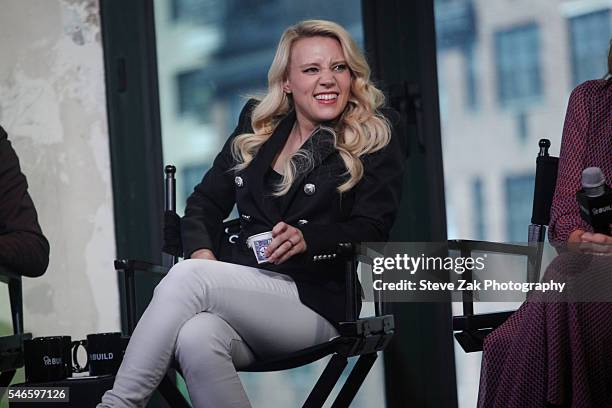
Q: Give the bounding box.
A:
[231,19,391,195]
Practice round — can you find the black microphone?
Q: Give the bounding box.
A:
[576,167,612,234]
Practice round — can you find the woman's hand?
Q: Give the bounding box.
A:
[579,228,612,253]
[569,226,612,254]
[581,230,612,243]
[265,221,307,264]
[190,248,217,261]
[568,229,587,244]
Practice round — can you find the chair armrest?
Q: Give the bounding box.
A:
[114,259,169,275]
[335,242,358,260]
[338,315,394,337]
[452,311,515,331]
[336,315,395,356]
[329,243,373,265]
[452,311,515,353]
[448,240,536,257]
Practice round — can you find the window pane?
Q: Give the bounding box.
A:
[494,23,542,107]
[569,9,612,85]
[505,173,535,241]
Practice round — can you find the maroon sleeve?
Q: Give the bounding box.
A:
[548,83,594,243]
[0,127,50,277]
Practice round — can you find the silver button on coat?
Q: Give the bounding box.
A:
[303,183,316,195]
[234,176,243,187]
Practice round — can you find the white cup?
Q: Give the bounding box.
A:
[246,231,273,264]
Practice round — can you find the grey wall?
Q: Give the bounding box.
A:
[0,0,119,338]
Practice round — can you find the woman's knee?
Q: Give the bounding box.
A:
[175,313,235,363]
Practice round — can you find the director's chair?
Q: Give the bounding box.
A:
[114,165,395,407]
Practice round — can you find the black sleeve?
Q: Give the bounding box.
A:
[0,127,50,277]
[297,109,406,257]
[181,99,258,258]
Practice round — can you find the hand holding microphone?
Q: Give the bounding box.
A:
[574,167,612,251]
[576,167,612,234]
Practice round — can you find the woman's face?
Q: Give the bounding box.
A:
[283,36,351,128]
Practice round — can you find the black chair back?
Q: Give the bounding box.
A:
[527,139,559,283]
[452,138,559,353]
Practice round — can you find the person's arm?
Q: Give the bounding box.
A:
[297,112,406,259]
[0,127,50,277]
[548,83,593,244]
[181,100,257,259]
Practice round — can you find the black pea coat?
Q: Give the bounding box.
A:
[181,100,405,326]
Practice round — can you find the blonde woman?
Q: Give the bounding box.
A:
[99,19,405,408]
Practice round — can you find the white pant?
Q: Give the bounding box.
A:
[98,259,339,408]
